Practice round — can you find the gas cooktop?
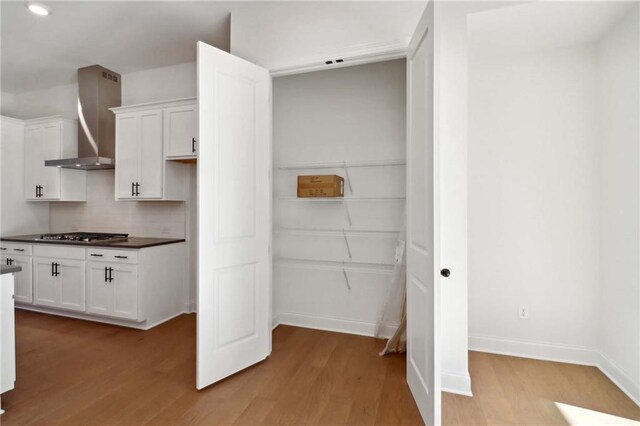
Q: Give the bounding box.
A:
[35,232,129,243]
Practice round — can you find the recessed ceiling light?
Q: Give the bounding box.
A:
[26,3,50,16]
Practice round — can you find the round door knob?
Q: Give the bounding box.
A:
[440,268,451,278]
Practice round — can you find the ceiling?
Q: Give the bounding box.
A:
[1,1,235,94]
[1,1,425,95]
[468,1,637,57]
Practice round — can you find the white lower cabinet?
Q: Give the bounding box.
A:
[33,257,85,312]
[3,242,186,330]
[1,255,32,304]
[87,262,138,320]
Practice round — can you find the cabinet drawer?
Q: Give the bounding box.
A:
[87,248,138,264]
[34,245,86,260]
[0,243,32,256]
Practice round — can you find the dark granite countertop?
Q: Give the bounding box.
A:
[1,265,22,275]
[1,235,185,249]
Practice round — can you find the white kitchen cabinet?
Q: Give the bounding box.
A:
[114,109,164,199]
[1,255,32,304]
[0,243,33,304]
[112,100,190,201]
[33,245,86,312]
[5,242,186,330]
[164,101,197,159]
[34,258,85,312]
[23,117,86,201]
[87,261,138,321]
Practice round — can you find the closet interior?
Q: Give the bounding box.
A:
[271,59,407,338]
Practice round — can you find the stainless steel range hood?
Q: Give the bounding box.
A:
[45,65,121,170]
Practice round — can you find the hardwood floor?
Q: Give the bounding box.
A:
[445,352,640,425]
[2,310,639,425]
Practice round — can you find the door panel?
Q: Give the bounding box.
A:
[138,109,163,198]
[87,263,112,316]
[59,260,85,312]
[197,41,271,389]
[40,122,62,200]
[34,258,60,307]
[24,125,42,199]
[112,264,138,320]
[12,256,32,304]
[406,2,440,425]
[115,113,139,199]
[165,105,197,157]
[1,256,32,304]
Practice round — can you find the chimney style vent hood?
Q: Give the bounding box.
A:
[45,65,121,170]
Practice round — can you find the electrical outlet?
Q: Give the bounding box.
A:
[519,305,529,320]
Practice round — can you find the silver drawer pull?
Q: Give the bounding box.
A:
[114,255,128,259]
[90,254,103,257]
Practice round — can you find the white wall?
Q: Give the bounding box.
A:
[272,60,406,337]
[597,5,640,404]
[49,171,186,238]
[0,116,49,236]
[0,62,196,119]
[468,44,601,356]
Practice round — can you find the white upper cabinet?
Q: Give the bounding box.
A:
[24,117,86,201]
[112,99,190,201]
[164,100,197,159]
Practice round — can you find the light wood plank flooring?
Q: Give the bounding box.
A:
[2,310,639,425]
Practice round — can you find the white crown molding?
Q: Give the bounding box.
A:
[270,38,410,77]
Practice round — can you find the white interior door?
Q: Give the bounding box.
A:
[406,3,441,425]
[197,41,272,390]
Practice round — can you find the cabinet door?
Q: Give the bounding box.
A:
[33,257,60,308]
[12,255,33,304]
[86,262,113,316]
[112,264,138,320]
[58,259,85,312]
[138,110,163,199]
[24,125,43,200]
[115,113,139,199]
[39,122,62,200]
[87,263,138,320]
[0,256,29,303]
[164,105,197,158]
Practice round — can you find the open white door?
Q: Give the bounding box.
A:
[406,2,441,425]
[196,41,272,390]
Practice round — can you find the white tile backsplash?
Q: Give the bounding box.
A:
[50,170,186,238]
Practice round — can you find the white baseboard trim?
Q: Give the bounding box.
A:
[469,334,639,407]
[598,352,640,406]
[469,334,599,366]
[442,370,473,397]
[277,312,397,338]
